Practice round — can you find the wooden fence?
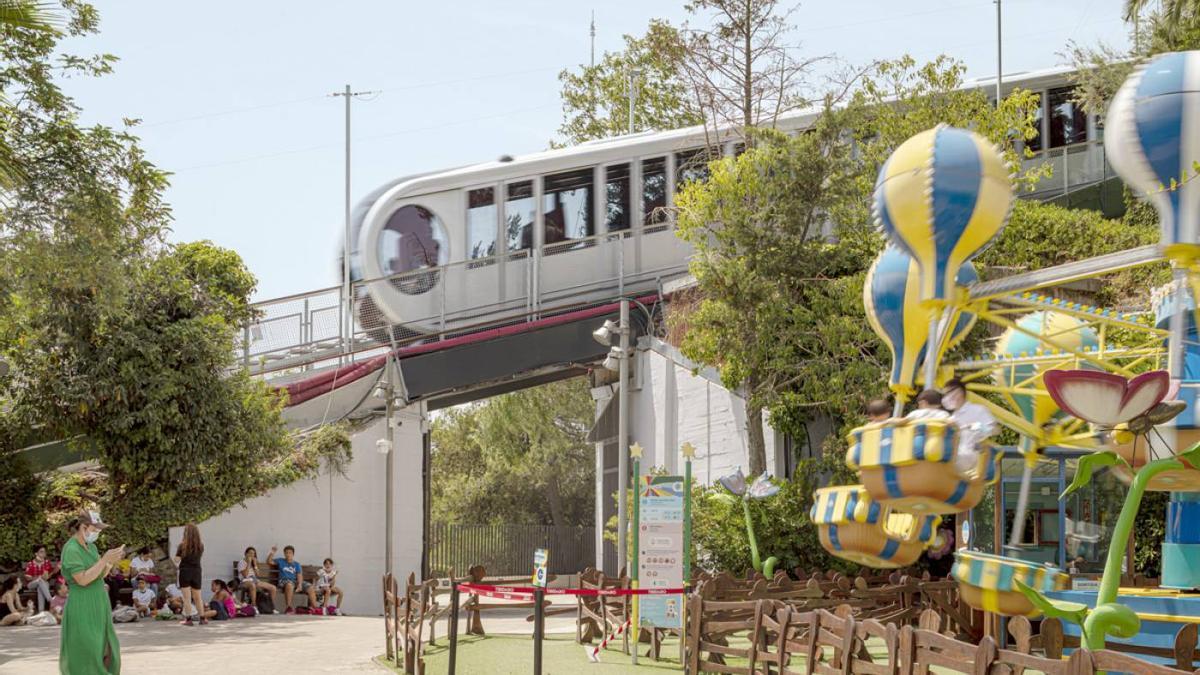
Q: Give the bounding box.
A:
[427,523,595,577]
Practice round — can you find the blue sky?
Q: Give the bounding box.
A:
[59,1,1130,300]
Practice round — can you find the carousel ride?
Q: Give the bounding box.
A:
[813,49,1200,652]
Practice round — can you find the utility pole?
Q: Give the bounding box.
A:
[617,299,630,574]
[995,0,1003,104]
[331,84,377,359]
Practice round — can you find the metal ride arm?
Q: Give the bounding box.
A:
[966,245,1163,302]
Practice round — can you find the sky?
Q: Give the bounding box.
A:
[58,0,1132,300]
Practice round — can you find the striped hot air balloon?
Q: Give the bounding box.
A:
[864,246,978,399]
[1106,51,1200,263]
[873,125,1014,306]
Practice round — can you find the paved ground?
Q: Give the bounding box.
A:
[0,597,579,674]
[0,614,385,674]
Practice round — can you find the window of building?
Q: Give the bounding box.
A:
[543,168,594,244]
[1048,86,1087,149]
[642,157,667,226]
[376,204,448,295]
[605,164,631,233]
[466,187,497,260]
[505,180,535,252]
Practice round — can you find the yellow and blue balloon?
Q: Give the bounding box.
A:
[874,124,1014,306]
[993,311,1098,450]
[1106,50,1200,263]
[864,246,977,400]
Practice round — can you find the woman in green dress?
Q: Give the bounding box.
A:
[59,511,125,674]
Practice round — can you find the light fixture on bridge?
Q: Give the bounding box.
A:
[375,438,393,455]
[592,319,620,346]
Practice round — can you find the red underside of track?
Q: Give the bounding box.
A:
[281,293,658,408]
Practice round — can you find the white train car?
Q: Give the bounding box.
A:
[348,65,1102,337]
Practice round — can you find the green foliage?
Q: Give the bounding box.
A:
[0,3,352,555]
[691,456,858,575]
[431,379,595,528]
[556,20,701,145]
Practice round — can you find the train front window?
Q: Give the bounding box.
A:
[466,187,497,259]
[376,204,448,295]
[505,180,535,252]
[605,164,631,233]
[543,168,594,245]
[642,157,667,226]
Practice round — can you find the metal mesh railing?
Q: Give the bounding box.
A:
[239,236,687,376]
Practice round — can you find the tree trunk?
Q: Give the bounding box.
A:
[745,396,767,476]
[544,466,568,530]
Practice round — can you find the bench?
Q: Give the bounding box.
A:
[230,561,322,608]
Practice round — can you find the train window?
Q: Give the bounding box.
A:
[605,164,631,233]
[543,168,593,245]
[466,187,497,260]
[1048,86,1087,149]
[676,148,715,186]
[505,180,535,252]
[642,157,667,226]
[1026,91,1044,153]
[377,204,448,295]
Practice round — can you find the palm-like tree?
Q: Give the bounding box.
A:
[1124,0,1195,30]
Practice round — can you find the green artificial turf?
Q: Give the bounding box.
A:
[380,633,684,674]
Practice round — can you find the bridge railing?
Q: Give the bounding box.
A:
[239,232,690,376]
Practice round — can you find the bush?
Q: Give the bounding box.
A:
[691,456,859,576]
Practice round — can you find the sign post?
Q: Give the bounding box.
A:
[634,443,687,663]
[448,582,460,675]
[531,548,549,675]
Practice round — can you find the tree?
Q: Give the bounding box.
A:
[679,0,822,136]
[0,3,351,550]
[431,379,595,528]
[556,20,702,145]
[674,56,1044,472]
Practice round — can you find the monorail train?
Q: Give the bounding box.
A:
[346,65,1104,337]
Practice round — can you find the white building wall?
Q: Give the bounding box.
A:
[169,408,425,615]
[629,344,780,485]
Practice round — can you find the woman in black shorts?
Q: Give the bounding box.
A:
[172,523,205,625]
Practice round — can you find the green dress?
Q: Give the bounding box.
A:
[59,536,120,674]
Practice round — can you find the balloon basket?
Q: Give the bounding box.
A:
[951,550,1068,618]
[811,485,939,569]
[847,418,991,514]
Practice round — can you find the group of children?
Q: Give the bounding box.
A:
[1,540,348,627]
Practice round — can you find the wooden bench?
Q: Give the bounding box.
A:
[230,561,322,608]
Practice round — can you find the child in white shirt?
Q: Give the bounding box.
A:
[316,558,343,615]
[132,578,156,617]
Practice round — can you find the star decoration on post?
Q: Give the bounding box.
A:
[681,442,696,459]
[629,442,644,459]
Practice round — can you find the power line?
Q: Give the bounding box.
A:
[138,66,559,129]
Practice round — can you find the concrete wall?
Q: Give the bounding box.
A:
[169,408,425,615]
[629,343,781,485]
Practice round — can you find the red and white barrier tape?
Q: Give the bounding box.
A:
[588,617,631,663]
[455,582,685,598]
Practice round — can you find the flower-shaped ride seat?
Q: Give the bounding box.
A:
[951,550,1068,617]
[847,417,998,515]
[811,485,940,569]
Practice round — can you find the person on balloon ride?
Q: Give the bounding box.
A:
[942,378,997,475]
[905,390,949,420]
[866,399,892,423]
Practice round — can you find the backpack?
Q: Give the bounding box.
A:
[111,605,138,623]
[28,611,57,627]
[236,605,257,618]
[254,588,275,615]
